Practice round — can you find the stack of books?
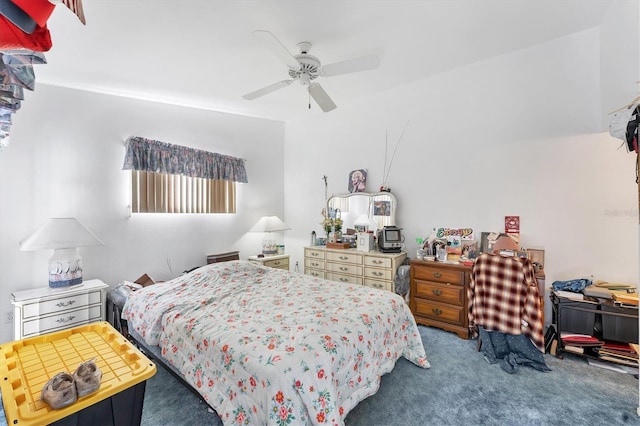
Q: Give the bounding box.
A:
[594,342,639,367]
[560,333,604,355]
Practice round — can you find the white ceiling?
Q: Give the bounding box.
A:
[36,0,612,122]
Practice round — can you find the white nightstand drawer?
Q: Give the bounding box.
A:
[22,305,102,338]
[22,291,101,319]
[262,258,289,269]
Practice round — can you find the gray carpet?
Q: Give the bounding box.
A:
[140,325,640,425]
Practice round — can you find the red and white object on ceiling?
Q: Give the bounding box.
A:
[0,0,85,149]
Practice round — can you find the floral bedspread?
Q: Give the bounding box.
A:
[122,261,429,425]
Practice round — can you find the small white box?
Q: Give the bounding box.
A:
[357,232,375,252]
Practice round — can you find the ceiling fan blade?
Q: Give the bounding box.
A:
[253,30,299,69]
[308,83,337,112]
[322,54,380,77]
[242,80,293,100]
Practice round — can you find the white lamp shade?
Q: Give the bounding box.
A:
[20,218,104,251]
[249,216,290,233]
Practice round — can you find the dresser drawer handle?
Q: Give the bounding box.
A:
[311,272,320,277]
[273,261,281,266]
[431,308,443,316]
[339,266,348,271]
[372,259,383,265]
[432,289,442,296]
[433,272,441,278]
[339,256,348,260]
[56,315,76,324]
[373,283,383,288]
[339,277,349,282]
[55,300,76,308]
[372,271,384,277]
[311,253,319,257]
[311,262,320,267]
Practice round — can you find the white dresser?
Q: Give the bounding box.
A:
[304,247,406,292]
[12,279,109,340]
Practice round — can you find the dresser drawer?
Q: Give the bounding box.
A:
[263,258,289,269]
[326,251,362,265]
[22,305,102,338]
[413,298,466,325]
[305,269,325,279]
[22,291,102,319]
[305,248,326,260]
[326,272,362,285]
[305,258,325,270]
[414,281,464,305]
[364,279,392,292]
[413,265,464,285]
[364,266,392,281]
[363,255,392,269]
[327,262,362,276]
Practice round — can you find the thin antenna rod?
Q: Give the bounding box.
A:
[384,120,410,184]
[383,130,388,185]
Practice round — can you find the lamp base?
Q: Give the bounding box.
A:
[48,248,83,288]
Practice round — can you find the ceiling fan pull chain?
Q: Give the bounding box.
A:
[308,87,311,109]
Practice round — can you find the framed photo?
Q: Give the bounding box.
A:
[348,169,367,193]
[527,248,545,269]
[373,200,391,216]
[516,250,529,259]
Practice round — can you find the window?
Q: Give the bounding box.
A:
[130,171,236,213]
[123,136,247,214]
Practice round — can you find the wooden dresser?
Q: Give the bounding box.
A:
[304,246,406,292]
[410,259,471,339]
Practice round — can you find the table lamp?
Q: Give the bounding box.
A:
[20,218,104,288]
[249,216,290,255]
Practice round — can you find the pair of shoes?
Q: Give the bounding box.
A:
[41,359,102,409]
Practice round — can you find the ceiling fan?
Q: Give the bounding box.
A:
[242,30,380,112]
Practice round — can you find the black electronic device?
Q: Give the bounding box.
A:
[377,226,403,253]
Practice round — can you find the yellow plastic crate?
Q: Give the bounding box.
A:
[0,321,156,426]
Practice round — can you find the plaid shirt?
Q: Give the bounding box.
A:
[468,253,544,351]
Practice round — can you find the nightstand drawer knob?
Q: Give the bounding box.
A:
[431,308,443,316]
[433,272,441,278]
[432,289,442,296]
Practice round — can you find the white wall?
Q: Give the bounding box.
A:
[283,21,639,322]
[0,85,284,343]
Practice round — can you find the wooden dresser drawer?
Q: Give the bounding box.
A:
[414,281,464,305]
[412,265,464,285]
[326,251,362,265]
[327,262,362,276]
[326,272,362,285]
[305,269,325,279]
[413,298,466,326]
[305,258,325,270]
[305,248,326,260]
[364,267,392,281]
[364,279,392,292]
[363,255,392,269]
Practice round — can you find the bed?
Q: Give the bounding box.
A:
[122,260,429,425]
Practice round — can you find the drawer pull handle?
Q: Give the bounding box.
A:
[339,267,348,271]
[55,300,76,308]
[312,272,319,277]
[312,262,319,267]
[372,260,383,265]
[431,308,443,316]
[433,272,441,278]
[273,261,281,266]
[339,256,348,260]
[374,283,383,288]
[56,315,76,324]
[312,253,319,257]
[432,289,442,296]
[339,278,348,282]
[372,271,384,277]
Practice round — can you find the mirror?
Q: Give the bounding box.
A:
[327,192,397,233]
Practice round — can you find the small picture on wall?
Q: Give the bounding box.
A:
[373,200,391,216]
[348,169,367,193]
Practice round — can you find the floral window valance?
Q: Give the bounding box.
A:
[122,136,248,183]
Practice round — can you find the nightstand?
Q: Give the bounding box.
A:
[247,254,290,271]
[11,279,109,340]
